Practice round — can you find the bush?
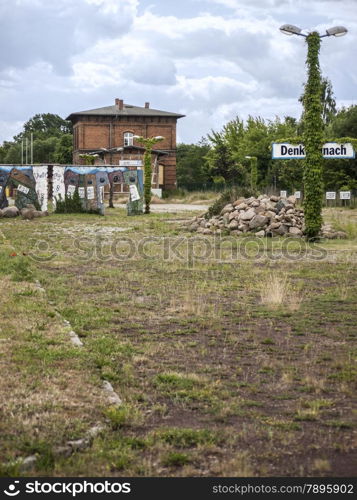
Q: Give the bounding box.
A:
[55,188,84,214]
[206,186,259,218]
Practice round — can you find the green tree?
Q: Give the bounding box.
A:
[14,113,72,142]
[176,139,210,189]
[53,134,73,164]
[328,105,357,138]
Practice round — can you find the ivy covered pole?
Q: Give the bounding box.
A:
[134,135,164,214]
[302,32,323,238]
[279,24,348,238]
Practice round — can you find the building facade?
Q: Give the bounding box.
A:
[66,99,184,190]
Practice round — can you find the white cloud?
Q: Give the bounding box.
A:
[0,0,356,145]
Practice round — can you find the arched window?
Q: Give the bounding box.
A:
[124,132,134,147]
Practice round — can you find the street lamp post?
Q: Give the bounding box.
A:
[133,135,164,214]
[280,24,347,238]
[245,155,258,191]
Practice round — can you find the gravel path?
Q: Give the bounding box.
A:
[117,203,208,212]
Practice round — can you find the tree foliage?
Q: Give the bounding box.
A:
[0,113,73,164]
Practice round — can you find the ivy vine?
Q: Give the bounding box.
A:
[302,32,324,238]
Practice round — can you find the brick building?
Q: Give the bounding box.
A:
[66,98,184,190]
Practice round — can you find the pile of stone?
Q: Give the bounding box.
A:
[185,194,304,237]
[0,205,48,219]
[185,194,347,239]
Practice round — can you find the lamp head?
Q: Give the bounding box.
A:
[279,24,303,36]
[326,26,347,37]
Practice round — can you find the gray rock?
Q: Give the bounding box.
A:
[2,206,19,218]
[251,200,260,207]
[289,226,302,236]
[275,224,289,235]
[275,199,289,213]
[203,228,212,234]
[228,211,239,221]
[249,214,268,229]
[221,204,234,214]
[189,223,199,232]
[228,219,239,230]
[68,439,90,452]
[270,195,279,202]
[20,455,37,472]
[255,205,266,214]
[287,195,297,205]
[239,208,256,221]
[255,230,265,237]
[21,208,35,220]
[235,202,247,210]
[265,210,276,219]
[233,198,245,207]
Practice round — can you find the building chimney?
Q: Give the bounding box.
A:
[115,98,124,110]
[145,102,150,109]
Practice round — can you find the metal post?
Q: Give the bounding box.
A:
[31,133,33,164]
[25,138,28,164]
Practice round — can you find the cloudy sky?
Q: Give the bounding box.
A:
[0,0,356,144]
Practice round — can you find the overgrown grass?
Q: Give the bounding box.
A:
[0,207,356,477]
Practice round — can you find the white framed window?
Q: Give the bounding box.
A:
[124,132,134,146]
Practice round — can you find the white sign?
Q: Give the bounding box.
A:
[78,187,85,199]
[280,190,287,198]
[294,191,301,199]
[67,185,76,197]
[17,184,29,195]
[151,188,162,198]
[87,186,95,200]
[272,142,355,159]
[340,191,351,200]
[326,192,336,200]
[119,160,143,167]
[129,185,140,201]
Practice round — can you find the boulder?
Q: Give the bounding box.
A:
[21,208,35,220]
[275,224,289,235]
[270,195,279,202]
[2,206,19,218]
[275,199,289,213]
[235,202,247,210]
[287,195,296,205]
[249,214,268,229]
[239,208,256,221]
[228,219,239,230]
[189,222,199,232]
[221,204,234,215]
[233,198,245,207]
[289,226,302,236]
[255,230,265,237]
[228,211,239,221]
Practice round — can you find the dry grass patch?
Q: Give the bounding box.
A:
[259,273,304,311]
